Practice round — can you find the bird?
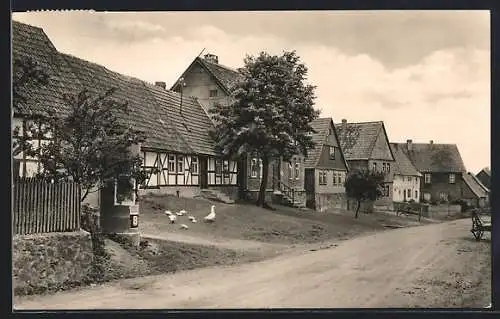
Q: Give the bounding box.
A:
[176,211,183,216]
[180,224,189,230]
[179,209,187,215]
[164,210,173,216]
[191,219,197,223]
[168,215,177,223]
[204,205,216,223]
[188,215,195,221]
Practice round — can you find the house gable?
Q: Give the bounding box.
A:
[369,124,394,161]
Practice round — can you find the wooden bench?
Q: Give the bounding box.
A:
[470,209,491,241]
[396,205,422,222]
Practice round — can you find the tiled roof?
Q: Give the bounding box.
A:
[13,20,218,155]
[334,121,384,160]
[171,56,244,94]
[197,57,244,93]
[394,142,467,173]
[389,143,422,177]
[12,21,82,116]
[463,172,489,198]
[145,84,218,156]
[60,53,193,153]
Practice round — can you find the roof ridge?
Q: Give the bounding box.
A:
[198,56,240,74]
[335,120,384,125]
[12,20,44,31]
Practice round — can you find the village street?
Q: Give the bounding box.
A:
[14,218,490,309]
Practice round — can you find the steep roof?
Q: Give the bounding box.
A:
[389,143,422,177]
[171,56,244,94]
[394,142,467,173]
[12,21,82,116]
[463,172,489,198]
[334,121,394,161]
[145,84,218,156]
[304,118,349,169]
[13,20,218,155]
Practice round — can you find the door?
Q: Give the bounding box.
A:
[304,168,315,209]
[199,156,208,189]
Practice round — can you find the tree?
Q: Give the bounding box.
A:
[12,56,50,156]
[344,169,386,218]
[13,87,146,202]
[209,51,319,207]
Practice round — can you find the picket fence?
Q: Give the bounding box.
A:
[13,177,81,235]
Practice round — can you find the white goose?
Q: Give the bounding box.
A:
[204,205,216,223]
[168,214,177,223]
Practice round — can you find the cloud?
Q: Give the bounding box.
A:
[11,12,490,173]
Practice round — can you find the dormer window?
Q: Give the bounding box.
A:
[424,173,431,184]
[209,89,218,97]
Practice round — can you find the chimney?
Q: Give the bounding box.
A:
[341,119,347,130]
[407,139,413,151]
[204,53,219,64]
[429,140,434,145]
[154,81,166,89]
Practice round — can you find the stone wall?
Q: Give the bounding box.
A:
[315,193,347,212]
[423,204,462,219]
[12,230,93,295]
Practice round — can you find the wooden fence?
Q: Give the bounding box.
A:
[13,177,81,235]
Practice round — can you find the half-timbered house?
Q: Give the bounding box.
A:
[172,53,306,206]
[12,21,240,207]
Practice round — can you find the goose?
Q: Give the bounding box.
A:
[164,210,173,216]
[204,205,216,222]
[168,215,177,223]
[180,224,189,230]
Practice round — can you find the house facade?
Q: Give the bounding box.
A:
[462,172,490,208]
[395,140,467,203]
[304,118,349,211]
[476,167,491,190]
[12,21,240,207]
[335,119,396,211]
[172,53,306,206]
[389,143,422,203]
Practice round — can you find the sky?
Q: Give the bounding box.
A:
[12,10,490,173]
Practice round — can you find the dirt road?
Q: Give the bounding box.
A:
[14,218,490,309]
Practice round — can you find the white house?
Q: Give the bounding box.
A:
[390,143,422,203]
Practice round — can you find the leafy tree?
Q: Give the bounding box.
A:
[12,56,50,156]
[344,169,386,218]
[13,88,146,202]
[209,51,319,207]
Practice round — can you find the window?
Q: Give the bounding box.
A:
[403,189,406,199]
[387,163,390,173]
[215,159,222,175]
[295,162,300,180]
[385,185,390,197]
[407,189,411,198]
[449,173,455,184]
[439,192,448,201]
[424,173,431,184]
[168,155,176,172]
[329,146,335,159]
[288,162,293,180]
[372,162,377,171]
[382,163,387,172]
[333,171,338,186]
[209,89,218,97]
[250,158,258,178]
[415,190,418,199]
[319,171,327,185]
[191,157,199,174]
[177,155,184,172]
[223,160,229,178]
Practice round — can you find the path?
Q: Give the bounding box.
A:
[14,219,490,309]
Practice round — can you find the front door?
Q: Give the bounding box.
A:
[199,156,208,189]
[304,169,315,209]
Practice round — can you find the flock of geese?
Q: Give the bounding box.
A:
[163,204,216,230]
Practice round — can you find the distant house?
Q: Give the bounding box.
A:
[172,53,306,206]
[12,21,240,207]
[476,167,491,190]
[303,118,349,211]
[389,143,422,203]
[334,119,396,211]
[462,172,490,208]
[394,140,467,203]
